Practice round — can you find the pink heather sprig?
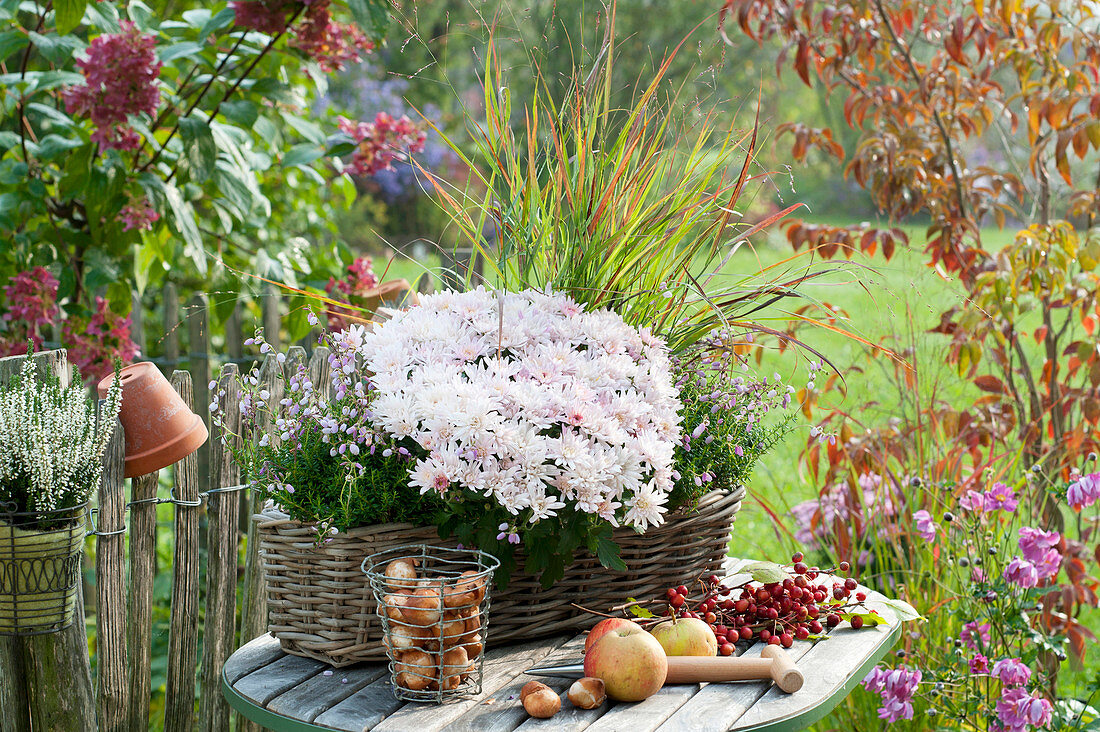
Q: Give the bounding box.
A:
[996,687,1053,732]
[62,296,140,382]
[119,196,160,232]
[338,113,427,177]
[861,666,921,723]
[63,21,161,151]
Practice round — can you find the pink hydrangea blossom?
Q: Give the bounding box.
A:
[338,113,427,177]
[291,2,373,72]
[62,296,140,382]
[63,21,161,151]
[1067,472,1100,510]
[0,267,60,355]
[991,658,1032,687]
[119,197,160,232]
[912,509,936,541]
[231,0,298,33]
[1003,557,1039,589]
[861,666,921,723]
[996,688,1052,732]
[959,621,991,651]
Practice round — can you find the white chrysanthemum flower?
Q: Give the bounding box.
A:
[358,287,682,530]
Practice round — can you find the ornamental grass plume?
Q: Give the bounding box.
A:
[0,355,122,518]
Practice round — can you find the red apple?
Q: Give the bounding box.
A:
[583,620,667,702]
[584,617,639,654]
[649,617,718,657]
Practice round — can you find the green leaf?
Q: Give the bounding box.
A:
[0,160,27,185]
[346,0,389,38]
[0,131,19,151]
[595,536,627,572]
[179,116,217,182]
[198,7,236,38]
[26,102,75,129]
[880,598,923,622]
[54,0,87,34]
[282,143,323,168]
[626,599,655,619]
[32,134,83,161]
[840,611,886,628]
[84,2,120,32]
[212,161,256,216]
[744,561,788,584]
[280,112,325,144]
[128,0,155,31]
[158,41,204,62]
[220,100,258,128]
[27,32,83,66]
[0,30,29,63]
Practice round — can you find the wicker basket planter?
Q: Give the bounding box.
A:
[256,487,744,666]
[0,504,87,636]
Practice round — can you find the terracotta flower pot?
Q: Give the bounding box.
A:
[97,362,208,477]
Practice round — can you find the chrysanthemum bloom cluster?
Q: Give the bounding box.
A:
[359,288,683,531]
[1003,527,1062,589]
[338,113,427,177]
[62,296,140,382]
[861,666,921,722]
[119,196,160,232]
[63,21,161,151]
[0,356,122,514]
[1066,471,1100,509]
[324,256,379,330]
[0,267,58,355]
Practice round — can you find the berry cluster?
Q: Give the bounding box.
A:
[654,553,879,655]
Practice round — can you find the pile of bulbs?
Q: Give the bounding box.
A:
[378,558,488,693]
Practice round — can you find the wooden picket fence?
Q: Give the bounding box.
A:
[0,244,486,731]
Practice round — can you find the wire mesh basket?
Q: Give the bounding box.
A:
[363,544,500,704]
[0,502,87,636]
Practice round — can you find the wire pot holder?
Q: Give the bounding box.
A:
[363,544,500,704]
[0,501,87,637]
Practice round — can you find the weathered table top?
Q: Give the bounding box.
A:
[223,559,901,732]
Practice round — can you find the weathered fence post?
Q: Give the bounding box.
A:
[199,364,242,732]
[0,351,95,732]
[130,291,146,358]
[187,293,211,495]
[96,419,129,731]
[163,372,202,732]
[162,282,180,371]
[263,283,282,352]
[127,469,158,732]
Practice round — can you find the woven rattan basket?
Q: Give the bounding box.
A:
[256,486,744,666]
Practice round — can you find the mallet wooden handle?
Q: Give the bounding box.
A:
[663,647,804,693]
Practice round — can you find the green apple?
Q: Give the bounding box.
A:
[648,616,718,657]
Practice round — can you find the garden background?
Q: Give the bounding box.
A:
[2,0,1099,728]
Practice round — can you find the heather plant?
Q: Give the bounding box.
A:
[0,353,122,521]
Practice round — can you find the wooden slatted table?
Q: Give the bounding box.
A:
[223,559,902,732]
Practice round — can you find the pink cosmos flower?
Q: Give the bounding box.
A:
[912,509,937,541]
[996,688,1052,732]
[119,197,160,232]
[960,489,987,513]
[1003,557,1039,589]
[63,21,161,151]
[991,658,1031,687]
[983,482,1018,512]
[861,666,921,723]
[959,621,991,651]
[1067,472,1100,510]
[968,654,989,674]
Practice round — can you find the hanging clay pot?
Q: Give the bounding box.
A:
[97,362,208,477]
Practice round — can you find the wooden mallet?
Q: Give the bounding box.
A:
[526,645,804,694]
